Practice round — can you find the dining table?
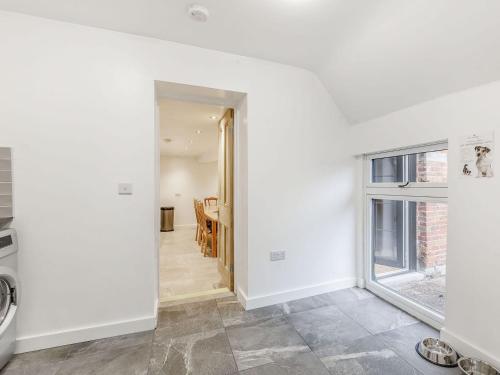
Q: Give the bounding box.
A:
[204,206,218,257]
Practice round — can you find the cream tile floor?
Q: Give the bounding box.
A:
[159,227,226,301]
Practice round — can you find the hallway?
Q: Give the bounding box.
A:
[159,227,227,302]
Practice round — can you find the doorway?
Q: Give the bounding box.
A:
[154,81,245,306]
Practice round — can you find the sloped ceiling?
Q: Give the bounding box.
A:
[2,0,500,123]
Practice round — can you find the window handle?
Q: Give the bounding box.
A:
[398,181,410,188]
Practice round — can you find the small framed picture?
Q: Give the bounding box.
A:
[460,132,494,178]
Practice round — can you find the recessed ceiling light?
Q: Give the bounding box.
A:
[195,129,201,134]
[187,4,209,22]
[209,115,217,120]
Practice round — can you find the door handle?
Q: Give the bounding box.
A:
[398,181,410,188]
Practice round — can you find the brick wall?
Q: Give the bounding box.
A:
[417,202,448,272]
[416,151,448,273]
[416,151,448,183]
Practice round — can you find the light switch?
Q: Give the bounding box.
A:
[118,183,133,195]
[270,250,286,262]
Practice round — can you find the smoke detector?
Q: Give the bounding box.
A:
[187,4,210,22]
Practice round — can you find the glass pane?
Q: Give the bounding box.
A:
[0,279,11,325]
[372,200,448,315]
[409,150,448,183]
[371,149,447,184]
[372,199,404,270]
[371,156,404,183]
[414,202,448,314]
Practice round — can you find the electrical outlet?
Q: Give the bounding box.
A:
[270,250,286,262]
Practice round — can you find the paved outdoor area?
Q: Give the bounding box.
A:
[379,273,446,314]
[1,288,461,375]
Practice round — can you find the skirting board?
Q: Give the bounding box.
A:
[239,278,357,310]
[236,287,249,309]
[15,316,156,354]
[357,278,366,289]
[441,327,500,369]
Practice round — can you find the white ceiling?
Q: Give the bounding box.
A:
[3,0,500,123]
[159,98,223,160]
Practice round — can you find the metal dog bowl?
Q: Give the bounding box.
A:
[415,338,459,367]
[458,358,500,375]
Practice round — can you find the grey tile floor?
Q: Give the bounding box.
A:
[1,288,462,375]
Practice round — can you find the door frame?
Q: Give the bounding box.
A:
[153,81,247,310]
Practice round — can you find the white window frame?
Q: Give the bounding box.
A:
[364,141,448,329]
[366,142,448,190]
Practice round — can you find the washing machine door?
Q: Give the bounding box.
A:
[0,268,18,336]
[0,278,12,327]
[0,275,16,370]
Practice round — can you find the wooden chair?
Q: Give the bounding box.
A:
[196,201,205,249]
[196,201,212,257]
[204,196,218,207]
[193,199,202,244]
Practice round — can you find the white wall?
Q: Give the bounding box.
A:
[350,81,500,367]
[160,156,217,227]
[0,11,355,352]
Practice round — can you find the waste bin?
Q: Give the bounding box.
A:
[161,207,174,232]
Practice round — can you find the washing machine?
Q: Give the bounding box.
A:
[0,228,19,369]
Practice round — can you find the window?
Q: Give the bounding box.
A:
[370,146,447,185]
[365,143,448,325]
